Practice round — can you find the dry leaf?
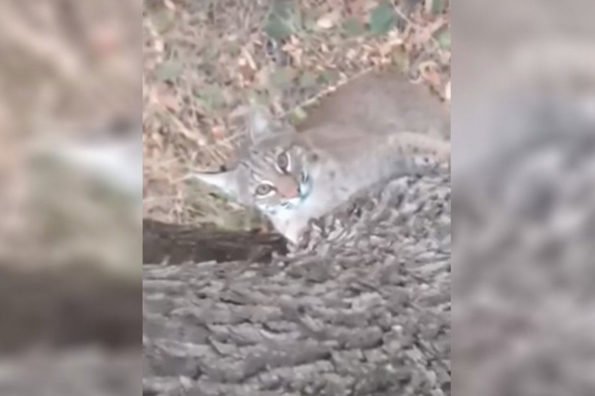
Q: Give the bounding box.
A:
[418,60,442,91]
[378,31,404,56]
[316,12,339,30]
[163,0,176,11]
[427,17,448,36]
[255,66,270,88]
[211,125,226,141]
[346,48,358,61]
[241,47,257,70]
[282,40,304,66]
[152,84,179,112]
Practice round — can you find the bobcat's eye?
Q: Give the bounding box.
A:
[255,183,275,196]
[276,152,290,173]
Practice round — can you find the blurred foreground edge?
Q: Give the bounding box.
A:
[453,1,595,395]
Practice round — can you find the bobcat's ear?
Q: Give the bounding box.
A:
[248,105,276,143]
[192,167,249,204]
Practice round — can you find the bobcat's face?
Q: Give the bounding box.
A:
[192,106,319,217]
[243,135,317,214]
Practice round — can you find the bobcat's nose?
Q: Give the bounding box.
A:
[276,176,300,199]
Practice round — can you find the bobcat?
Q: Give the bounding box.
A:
[194,71,450,244]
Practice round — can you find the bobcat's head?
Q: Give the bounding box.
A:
[193,107,319,214]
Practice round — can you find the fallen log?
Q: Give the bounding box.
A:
[143,219,288,265]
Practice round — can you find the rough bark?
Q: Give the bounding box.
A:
[143,172,451,396]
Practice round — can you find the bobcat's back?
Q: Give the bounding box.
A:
[298,70,450,184]
[299,70,450,142]
[194,70,451,244]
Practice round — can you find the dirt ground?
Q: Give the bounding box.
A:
[142,0,450,230]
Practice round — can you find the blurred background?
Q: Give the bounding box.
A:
[454,1,595,395]
[0,0,141,395]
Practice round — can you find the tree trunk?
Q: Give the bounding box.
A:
[143,173,451,396]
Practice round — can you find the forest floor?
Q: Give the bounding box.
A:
[143,0,451,231]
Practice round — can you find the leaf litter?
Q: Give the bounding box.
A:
[143,0,451,230]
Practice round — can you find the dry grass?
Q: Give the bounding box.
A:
[143,0,451,230]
